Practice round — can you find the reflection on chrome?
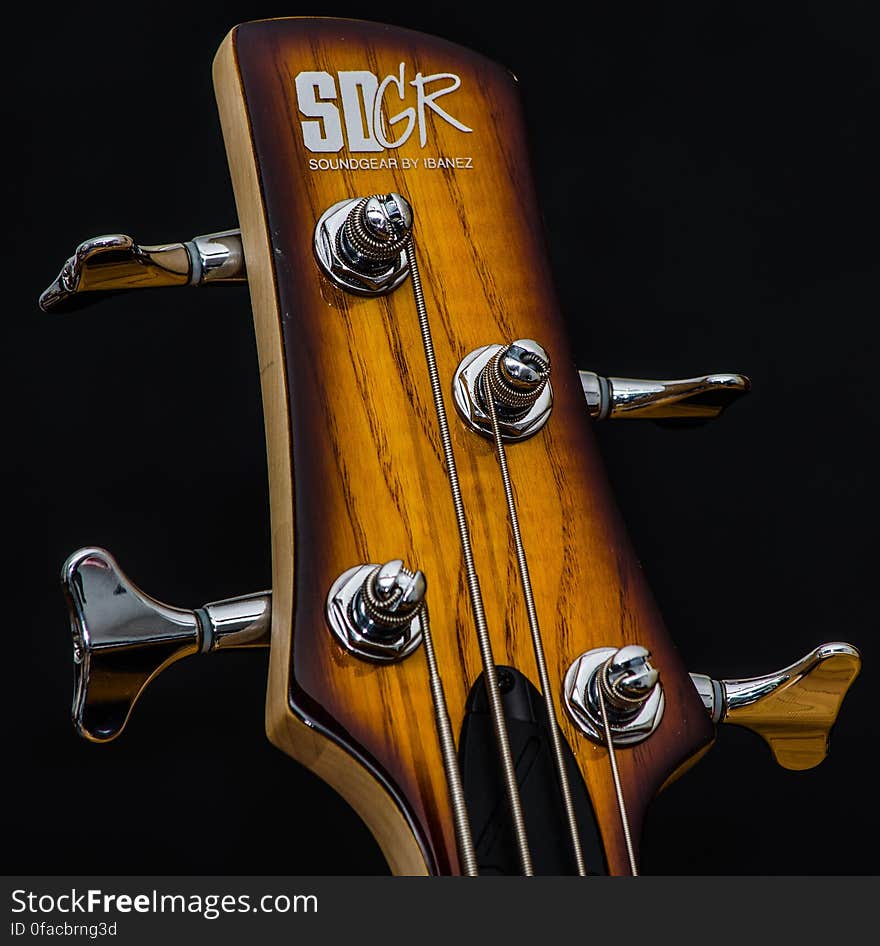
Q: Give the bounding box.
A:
[579,370,749,422]
[689,642,861,770]
[62,547,269,743]
[39,229,246,312]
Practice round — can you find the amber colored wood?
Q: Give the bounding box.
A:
[214,17,715,875]
[214,31,428,877]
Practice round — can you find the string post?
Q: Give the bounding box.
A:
[453,341,553,441]
[313,192,413,295]
[563,646,665,747]
[601,645,660,712]
[340,193,414,270]
[361,559,427,630]
[326,560,425,662]
[481,339,550,421]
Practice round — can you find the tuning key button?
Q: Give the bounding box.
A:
[62,547,270,743]
[39,229,246,313]
[326,559,426,662]
[579,371,750,424]
[690,642,861,770]
[564,645,665,747]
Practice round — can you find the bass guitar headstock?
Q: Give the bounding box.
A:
[42,17,860,875]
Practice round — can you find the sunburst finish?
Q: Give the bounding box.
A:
[213,17,714,876]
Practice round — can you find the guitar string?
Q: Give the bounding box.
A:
[485,386,588,876]
[418,606,479,875]
[597,681,638,875]
[404,238,534,876]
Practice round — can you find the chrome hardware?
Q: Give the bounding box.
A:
[603,645,660,707]
[200,594,272,652]
[189,230,247,284]
[326,560,426,662]
[579,371,750,423]
[63,547,269,743]
[39,229,246,313]
[690,642,861,770]
[487,339,551,418]
[314,193,413,295]
[564,645,665,747]
[453,341,553,441]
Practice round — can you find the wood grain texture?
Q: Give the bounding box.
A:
[214,16,715,875]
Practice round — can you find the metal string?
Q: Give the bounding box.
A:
[597,681,638,875]
[418,606,479,875]
[485,390,588,876]
[404,239,534,876]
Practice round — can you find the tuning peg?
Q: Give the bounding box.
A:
[63,548,269,743]
[690,643,861,770]
[39,229,246,313]
[579,371,749,423]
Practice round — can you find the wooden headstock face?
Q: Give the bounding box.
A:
[213,17,714,875]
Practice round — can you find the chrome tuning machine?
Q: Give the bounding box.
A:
[314,192,414,295]
[326,559,427,662]
[690,643,861,770]
[453,338,553,441]
[39,230,246,313]
[579,371,750,424]
[63,548,269,743]
[564,645,665,747]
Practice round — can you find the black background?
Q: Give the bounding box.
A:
[5,2,878,875]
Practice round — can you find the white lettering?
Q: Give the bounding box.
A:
[295,71,344,152]
[306,153,473,172]
[295,63,472,152]
[338,71,381,151]
[410,72,472,146]
[374,63,416,148]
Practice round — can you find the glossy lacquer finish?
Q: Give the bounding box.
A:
[213,17,714,875]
